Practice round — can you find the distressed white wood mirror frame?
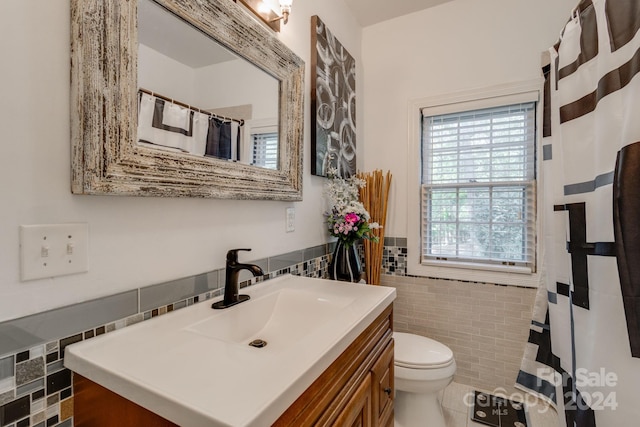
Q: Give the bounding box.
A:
[70,0,304,200]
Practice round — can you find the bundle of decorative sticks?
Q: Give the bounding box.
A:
[357,170,392,285]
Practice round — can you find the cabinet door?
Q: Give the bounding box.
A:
[333,373,372,427]
[371,339,394,427]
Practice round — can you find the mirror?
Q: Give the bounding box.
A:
[138,0,280,169]
[71,0,304,200]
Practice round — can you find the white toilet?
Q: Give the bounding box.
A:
[393,332,456,427]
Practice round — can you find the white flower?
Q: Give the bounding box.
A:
[324,172,379,245]
[324,175,367,213]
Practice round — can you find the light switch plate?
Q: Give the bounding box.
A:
[286,207,295,232]
[20,223,89,281]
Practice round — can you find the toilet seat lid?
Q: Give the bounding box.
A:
[394,332,454,369]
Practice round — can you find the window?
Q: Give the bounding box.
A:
[252,131,278,170]
[243,118,279,170]
[421,102,536,270]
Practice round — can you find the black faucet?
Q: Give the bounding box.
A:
[212,249,264,309]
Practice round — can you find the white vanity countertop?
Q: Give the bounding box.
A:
[64,275,396,426]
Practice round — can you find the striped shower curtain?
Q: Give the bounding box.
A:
[516,1,640,426]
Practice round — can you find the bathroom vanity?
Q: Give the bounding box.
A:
[65,275,396,426]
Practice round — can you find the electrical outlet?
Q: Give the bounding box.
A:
[286,207,295,232]
[20,223,89,281]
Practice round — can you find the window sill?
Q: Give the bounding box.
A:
[422,259,532,275]
[407,258,540,288]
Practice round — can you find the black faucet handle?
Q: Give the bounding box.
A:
[226,248,252,263]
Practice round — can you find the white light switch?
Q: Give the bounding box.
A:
[20,223,89,281]
[286,207,295,232]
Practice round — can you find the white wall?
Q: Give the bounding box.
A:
[138,43,197,104]
[0,0,362,322]
[194,59,278,119]
[361,0,577,238]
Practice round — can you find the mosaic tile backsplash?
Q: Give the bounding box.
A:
[380,237,408,276]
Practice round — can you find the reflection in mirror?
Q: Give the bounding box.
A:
[137,0,279,169]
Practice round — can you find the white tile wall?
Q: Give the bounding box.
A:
[382,275,536,396]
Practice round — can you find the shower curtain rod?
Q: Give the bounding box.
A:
[138,88,244,126]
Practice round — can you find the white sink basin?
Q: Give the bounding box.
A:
[186,287,354,347]
[64,274,395,427]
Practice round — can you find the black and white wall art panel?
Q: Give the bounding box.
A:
[311,15,356,178]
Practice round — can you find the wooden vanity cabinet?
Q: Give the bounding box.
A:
[73,304,394,427]
[273,304,394,427]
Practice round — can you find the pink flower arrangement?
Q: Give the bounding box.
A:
[329,211,376,246]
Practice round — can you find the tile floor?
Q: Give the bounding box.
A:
[441,382,559,427]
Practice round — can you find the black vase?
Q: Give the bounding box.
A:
[329,241,362,282]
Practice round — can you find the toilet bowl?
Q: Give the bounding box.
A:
[393,332,456,427]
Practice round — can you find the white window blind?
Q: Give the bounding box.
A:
[252,132,278,170]
[421,102,536,269]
